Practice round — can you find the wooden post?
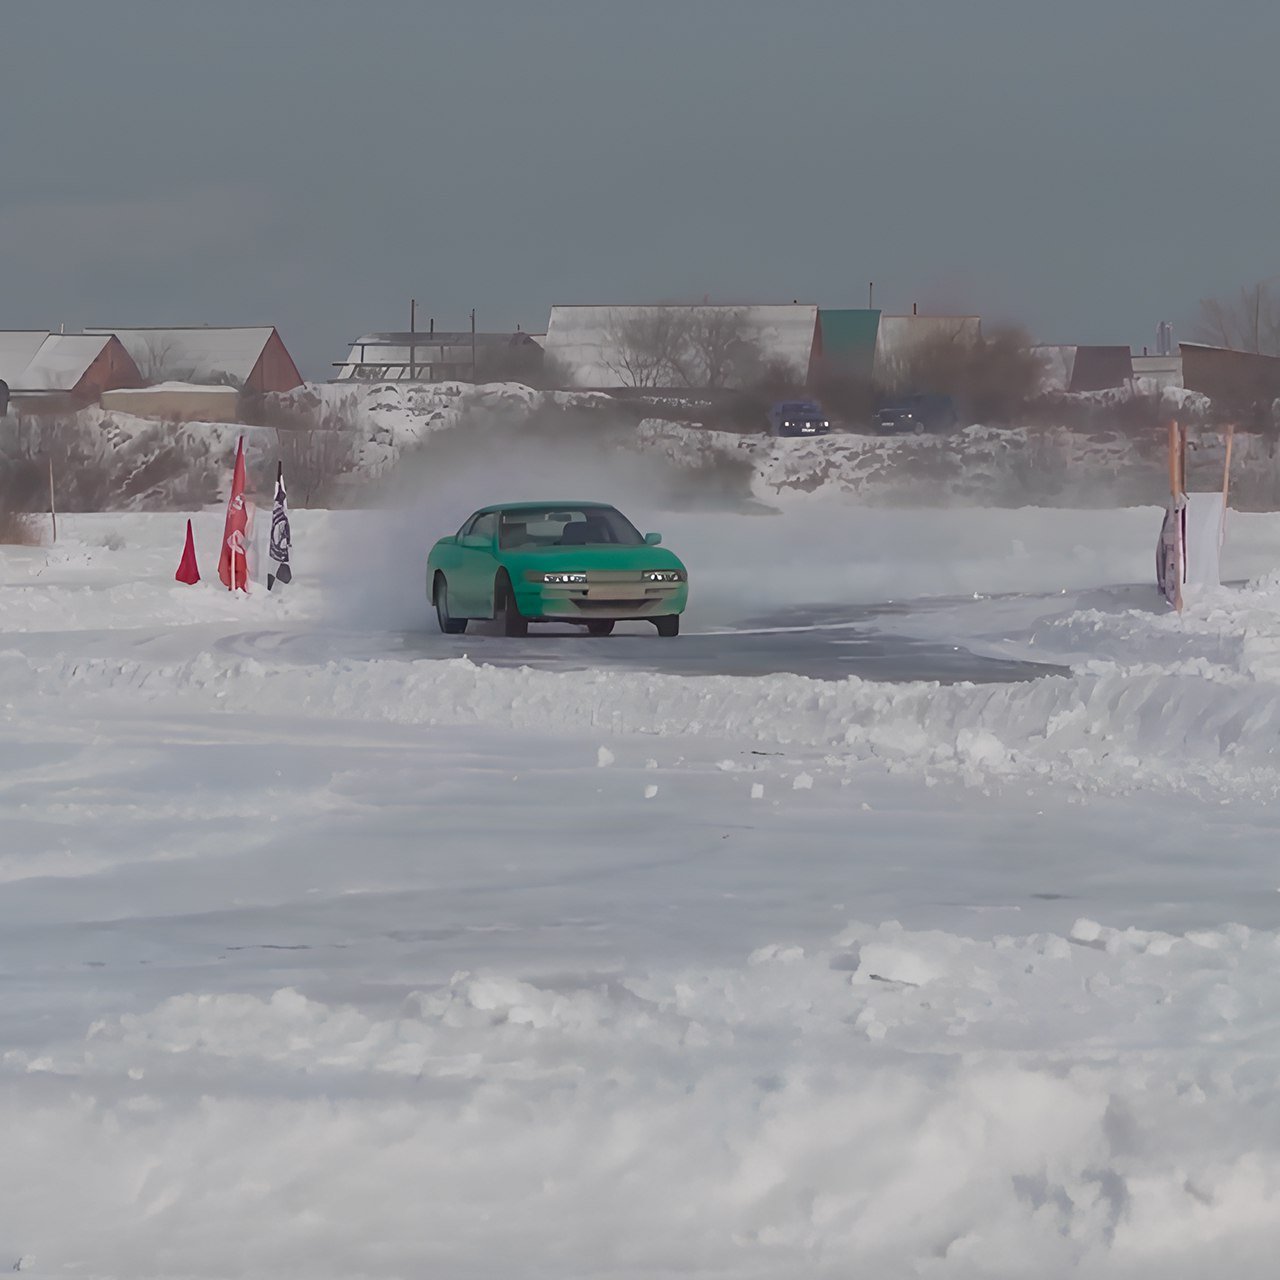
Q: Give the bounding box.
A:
[1167,420,1184,613]
[409,297,417,382]
[1222,422,1236,510]
[47,454,57,544]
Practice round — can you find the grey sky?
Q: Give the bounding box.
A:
[4,0,1279,377]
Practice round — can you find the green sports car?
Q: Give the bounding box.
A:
[427,501,688,637]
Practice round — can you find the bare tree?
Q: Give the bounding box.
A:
[134,336,244,389]
[684,308,764,388]
[603,307,766,388]
[602,308,687,387]
[1197,281,1280,355]
[275,427,359,507]
[474,343,571,389]
[891,326,1042,423]
[135,336,181,383]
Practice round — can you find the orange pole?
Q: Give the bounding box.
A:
[1222,423,1236,509]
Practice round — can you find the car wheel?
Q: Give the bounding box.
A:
[586,620,615,636]
[434,574,467,634]
[654,615,679,638]
[496,572,528,637]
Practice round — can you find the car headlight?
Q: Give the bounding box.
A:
[822,420,829,427]
[643,570,685,583]
[540,572,587,584]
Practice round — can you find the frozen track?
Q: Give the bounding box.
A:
[203,601,1063,683]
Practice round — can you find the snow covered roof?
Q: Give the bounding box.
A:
[543,304,820,387]
[0,331,115,391]
[84,326,275,384]
[0,331,54,386]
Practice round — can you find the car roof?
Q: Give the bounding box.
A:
[474,501,617,515]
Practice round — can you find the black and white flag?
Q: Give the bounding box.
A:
[267,461,293,591]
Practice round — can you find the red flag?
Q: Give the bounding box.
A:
[175,518,200,585]
[217,436,249,592]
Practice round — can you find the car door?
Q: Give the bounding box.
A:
[432,512,474,604]
[453,510,500,616]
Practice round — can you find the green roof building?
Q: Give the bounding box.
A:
[817,309,881,378]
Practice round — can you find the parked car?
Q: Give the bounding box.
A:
[768,400,830,437]
[876,394,960,434]
[427,502,689,637]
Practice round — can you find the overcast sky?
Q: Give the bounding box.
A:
[4,0,1279,377]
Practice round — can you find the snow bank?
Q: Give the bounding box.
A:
[637,420,1280,510]
[4,639,1279,801]
[5,919,1280,1276]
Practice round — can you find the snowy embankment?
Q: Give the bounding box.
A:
[5,506,1280,1276]
[12,378,1279,512]
[637,418,1280,509]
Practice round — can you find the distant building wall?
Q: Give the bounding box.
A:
[542,304,821,388]
[101,384,242,422]
[1181,343,1280,419]
[76,336,144,400]
[246,329,305,393]
[1068,346,1134,392]
[1131,354,1183,389]
[873,315,982,384]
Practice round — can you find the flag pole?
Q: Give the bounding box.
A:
[1222,422,1235,510]
[48,454,57,543]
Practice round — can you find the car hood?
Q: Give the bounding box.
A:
[501,544,686,573]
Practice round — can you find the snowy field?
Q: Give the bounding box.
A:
[5,503,1280,1277]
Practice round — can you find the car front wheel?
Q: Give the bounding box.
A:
[497,573,529,637]
[434,575,467,634]
[654,615,679,638]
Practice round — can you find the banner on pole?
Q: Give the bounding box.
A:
[267,461,293,591]
[218,436,250,593]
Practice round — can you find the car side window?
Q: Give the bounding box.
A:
[457,513,479,537]
[469,512,498,544]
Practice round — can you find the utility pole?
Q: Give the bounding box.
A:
[471,308,477,383]
[868,282,874,310]
[409,298,417,381]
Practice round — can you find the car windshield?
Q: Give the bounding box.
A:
[498,506,644,549]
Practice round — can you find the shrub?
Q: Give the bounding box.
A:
[0,509,41,545]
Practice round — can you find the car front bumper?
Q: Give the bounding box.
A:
[516,573,688,621]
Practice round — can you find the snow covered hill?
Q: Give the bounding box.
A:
[7,380,1277,514]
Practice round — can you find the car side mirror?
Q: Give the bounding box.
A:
[460,534,490,549]
[644,532,662,545]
